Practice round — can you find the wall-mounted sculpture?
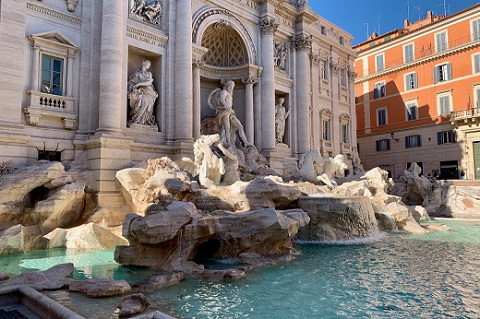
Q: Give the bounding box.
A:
[130,0,163,25]
[127,60,158,127]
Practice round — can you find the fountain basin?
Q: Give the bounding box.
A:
[297,195,379,241]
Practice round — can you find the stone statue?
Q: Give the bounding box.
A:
[217,143,240,185]
[130,0,163,24]
[274,42,288,71]
[176,134,225,188]
[318,154,348,187]
[279,149,323,182]
[207,80,251,147]
[275,97,290,144]
[244,145,277,176]
[66,0,79,12]
[127,60,158,127]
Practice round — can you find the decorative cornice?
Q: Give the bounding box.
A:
[259,17,279,36]
[126,25,168,48]
[27,1,82,24]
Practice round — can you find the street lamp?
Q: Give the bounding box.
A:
[390,132,400,180]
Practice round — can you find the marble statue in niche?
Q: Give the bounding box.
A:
[275,97,290,144]
[130,0,162,25]
[127,60,158,127]
[207,80,252,147]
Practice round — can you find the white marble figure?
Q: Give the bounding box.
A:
[244,145,277,176]
[217,143,240,185]
[207,80,251,147]
[176,134,225,188]
[274,42,288,71]
[66,0,79,12]
[275,97,290,144]
[280,149,323,183]
[130,0,163,24]
[318,154,348,187]
[127,60,158,127]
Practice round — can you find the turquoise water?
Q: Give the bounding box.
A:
[3,219,480,319]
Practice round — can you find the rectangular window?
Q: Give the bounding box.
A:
[342,123,349,143]
[340,68,347,86]
[474,54,480,74]
[405,135,422,148]
[435,31,447,53]
[377,108,387,126]
[376,139,390,151]
[41,55,63,95]
[322,60,329,80]
[406,102,418,121]
[434,63,452,83]
[404,43,414,63]
[438,93,452,115]
[405,72,418,90]
[323,119,331,140]
[437,130,456,145]
[472,18,480,41]
[374,82,386,99]
[476,86,480,109]
[375,54,384,72]
[321,26,326,35]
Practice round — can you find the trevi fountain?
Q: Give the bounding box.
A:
[0,1,479,318]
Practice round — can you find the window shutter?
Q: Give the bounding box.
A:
[473,19,480,41]
[474,55,480,74]
[381,84,386,97]
[446,63,452,80]
[452,131,457,143]
[418,135,422,147]
[387,139,391,150]
[374,86,379,98]
[437,132,442,145]
[433,66,438,84]
[376,140,380,151]
[405,136,409,148]
[413,73,418,88]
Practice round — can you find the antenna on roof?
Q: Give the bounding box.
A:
[437,0,447,16]
[377,14,380,35]
[364,23,369,39]
[417,2,421,20]
[407,0,410,21]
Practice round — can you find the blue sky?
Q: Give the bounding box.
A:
[309,1,480,44]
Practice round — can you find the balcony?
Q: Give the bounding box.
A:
[450,107,480,127]
[24,91,77,129]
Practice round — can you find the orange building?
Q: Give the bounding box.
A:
[354,4,480,180]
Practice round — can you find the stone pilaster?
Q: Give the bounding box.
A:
[97,0,125,134]
[293,33,312,154]
[192,58,204,139]
[242,76,258,143]
[173,0,193,143]
[259,17,278,151]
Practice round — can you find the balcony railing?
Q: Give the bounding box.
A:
[450,107,480,127]
[24,90,77,129]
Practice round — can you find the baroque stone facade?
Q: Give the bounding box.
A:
[0,0,356,206]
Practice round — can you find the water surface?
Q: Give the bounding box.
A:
[2,219,479,319]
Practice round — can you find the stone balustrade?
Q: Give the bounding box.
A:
[24,90,77,129]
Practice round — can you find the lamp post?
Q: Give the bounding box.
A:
[390,132,400,180]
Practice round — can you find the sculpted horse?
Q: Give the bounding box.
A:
[318,154,348,186]
[280,149,323,183]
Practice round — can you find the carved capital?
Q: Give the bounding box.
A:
[259,17,279,36]
[192,58,205,69]
[292,33,312,50]
[310,53,321,65]
[242,76,258,85]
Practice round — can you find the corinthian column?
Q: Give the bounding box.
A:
[192,58,204,139]
[293,33,312,154]
[242,76,257,143]
[97,0,125,133]
[174,0,193,142]
[259,17,278,151]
